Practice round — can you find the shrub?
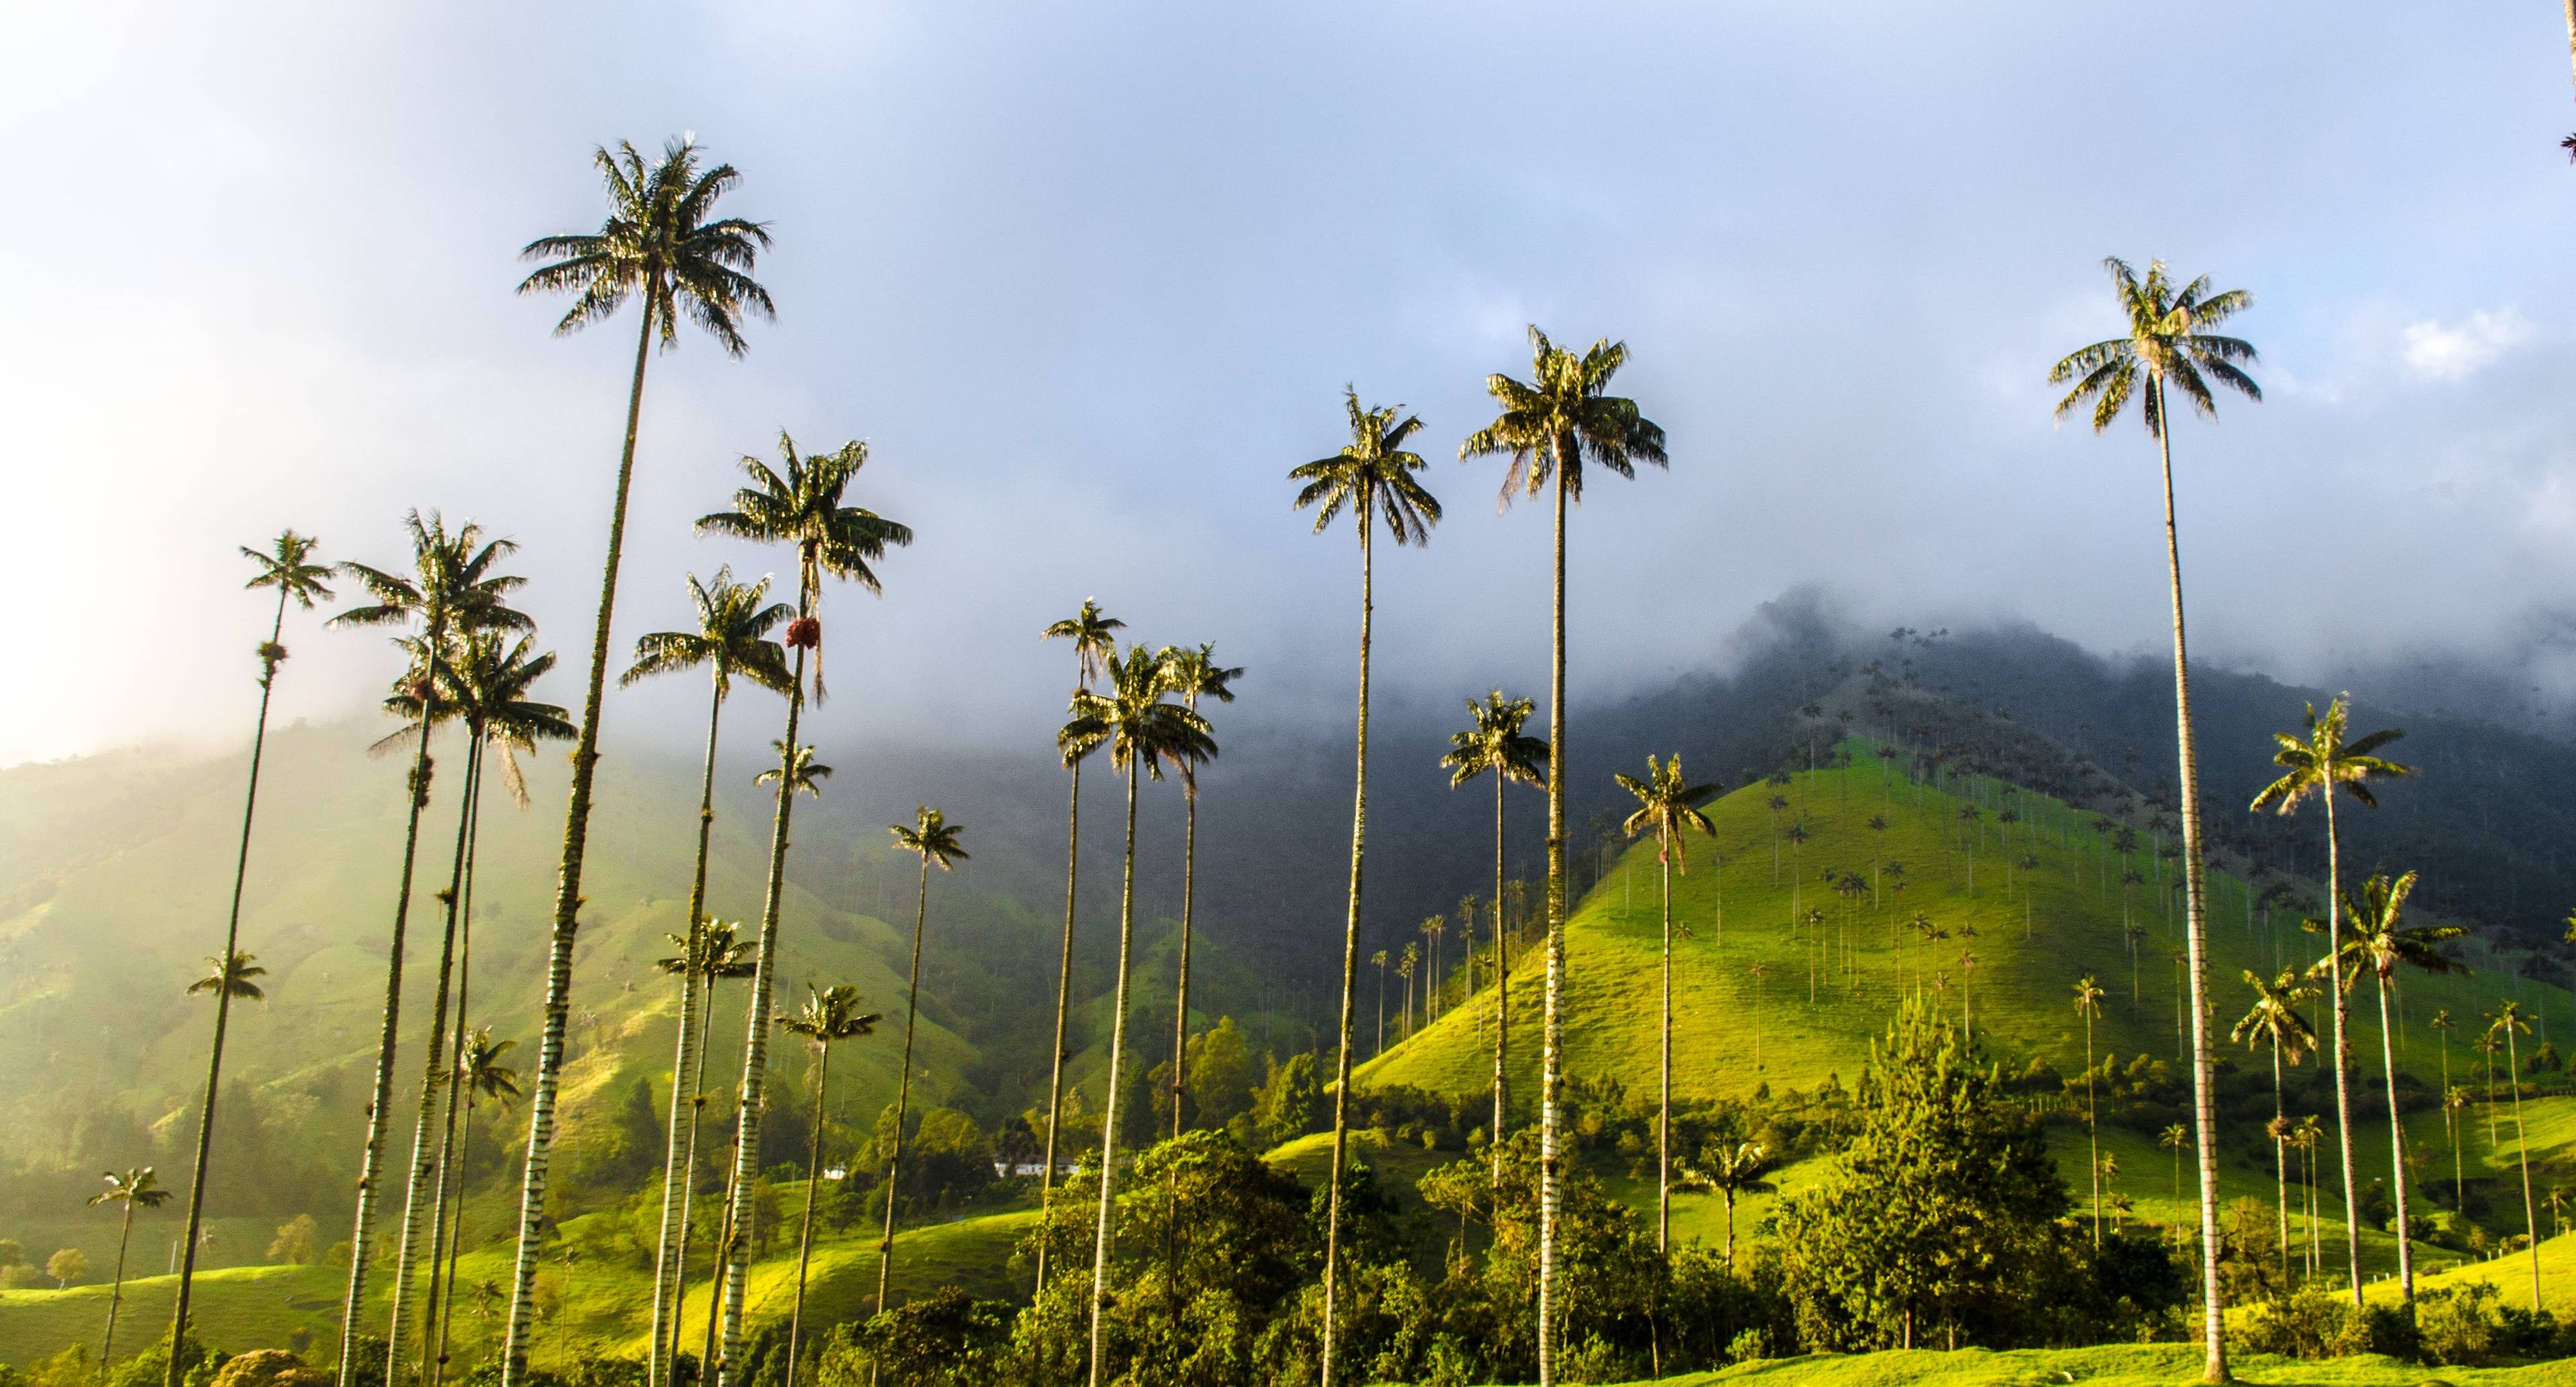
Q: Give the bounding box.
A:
[2415,1282,2498,1366]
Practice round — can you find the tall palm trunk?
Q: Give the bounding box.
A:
[1657,843,1674,1254]
[784,1043,832,1387]
[102,1197,136,1376]
[2272,1042,2290,1289]
[1084,751,1145,1387]
[389,738,486,1385]
[2321,788,2362,1302]
[2085,1015,2100,1243]
[2504,1027,2542,1310]
[432,1090,478,1387]
[1537,441,1570,1387]
[419,746,490,1387]
[2151,385,2230,1382]
[1319,516,1372,1387]
[877,854,933,1317]
[716,632,813,1382]
[665,977,728,1382]
[2373,976,2416,1296]
[1035,756,1083,1296]
[172,591,292,1387]
[335,712,439,1387]
[698,1111,745,1380]
[502,300,657,1387]
[1161,779,1200,1301]
[650,675,729,1386]
[1491,771,1509,1186]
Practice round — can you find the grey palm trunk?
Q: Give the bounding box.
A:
[667,973,732,1382]
[1657,844,1672,1254]
[784,1036,836,1387]
[425,752,488,1387]
[1035,743,1085,1296]
[2373,975,2416,1296]
[716,635,813,1382]
[2149,382,2231,1382]
[877,852,936,1317]
[1318,514,1372,1387]
[387,735,488,1386]
[102,1194,138,1373]
[335,712,439,1387]
[1491,771,1509,1186]
[649,670,733,1386]
[168,594,292,1387]
[1084,746,1147,1387]
[2320,787,2363,1302]
[500,298,657,1387]
[1538,440,1571,1387]
[2502,1023,2541,1310]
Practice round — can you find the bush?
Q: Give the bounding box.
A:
[2416,1282,2498,1366]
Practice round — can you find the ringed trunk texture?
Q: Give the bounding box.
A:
[429,766,486,1387]
[2322,790,2362,1302]
[1319,517,1371,1387]
[1492,773,1508,1186]
[1036,755,1083,1296]
[1083,755,1145,1387]
[1658,849,1672,1255]
[173,592,290,1387]
[784,1044,830,1387]
[878,854,933,1315]
[500,301,655,1387]
[649,677,728,1386]
[1538,443,1570,1387]
[103,1202,135,1373]
[335,713,438,1387]
[2375,979,2415,1297]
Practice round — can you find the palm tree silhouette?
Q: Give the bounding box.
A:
[1293,387,1440,1382]
[2253,696,2412,1302]
[2233,968,2317,1290]
[91,1166,171,1376]
[1615,755,1718,1255]
[683,928,759,1387]
[694,433,909,1375]
[651,920,754,1387]
[877,810,968,1322]
[2051,256,2258,1384]
[1033,598,1122,1296]
[510,137,769,1387]
[2487,1002,2544,1311]
[2072,975,2106,1244]
[619,568,792,1376]
[323,514,529,1387]
[1157,643,1240,1144]
[433,1029,521,1387]
[1371,951,1390,1056]
[776,985,879,1387]
[1462,325,1664,1387]
[1061,643,1212,1387]
[2324,871,2461,1299]
[2430,1009,2463,1210]
[1686,1143,1774,1271]
[1398,944,1419,1037]
[1442,690,1548,1178]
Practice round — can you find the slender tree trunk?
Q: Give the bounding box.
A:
[663,978,723,1387]
[714,634,812,1384]
[784,1044,829,1387]
[1036,755,1083,1297]
[877,854,932,1316]
[101,1200,134,1380]
[335,712,439,1387]
[1172,785,1199,1144]
[1319,516,1373,1387]
[650,679,727,1387]
[1658,848,1672,1256]
[2151,390,2231,1382]
[421,746,488,1387]
[2273,1044,2290,1290]
[1085,753,1145,1387]
[389,738,484,1386]
[173,593,290,1387]
[697,1114,741,1382]
[434,1095,477,1387]
[2322,791,2362,1303]
[1492,774,1509,1187]
[2086,1017,2100,1244]
[501,301,655,1387]
[2565,0,2575,100]
[430,771,487,1387]
[1538,442,1570,1387]
[2506,1029,2542,1310]
[2375,977,2416,1297]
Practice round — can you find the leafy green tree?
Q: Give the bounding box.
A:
[2322,870,2461,1300]
[1462,325,1665,1387]
[47,1248,87,1289]
[1059,643,1213,1387]
[1613,754,1717,1254]
[1252,1054,1322,1150]
[694,433,910,1378]
[2051,256,2257,1382]
[2251,694,2412,1303]
[1032,599,1122,1297]
[506,135,772,1387]
[826,1287,1011,1387]
[327,513,529,1387]
[2231,968,2316,1289]
[90,1168,170,1372]
[619,567,792,1378]
[1291,386,1441,1383]
[776,986,879,1387]
[1440,690,1548,1180]
[879,808,968,1320]
[1183,1019,1258,1132]
[167,948,267,1364]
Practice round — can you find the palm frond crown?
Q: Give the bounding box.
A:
[1459,326,1668,508]
[2047,258,2260,437]
[517,136,774,355]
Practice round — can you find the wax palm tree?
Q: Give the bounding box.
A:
[877,810,967,1321]
[1061,645,1212,1387]
[690,434,909,1379]
[1615,755,1718,1256]
[2161,1124,2190,1200]
[616,569,793,1376]
[1399,946,1419,1036]
[2445,1085,2472,1212]
[2322,871,2461,1298]
[777,986,879,1387]
[2052,256,2257,1382]
[433,1031,521,1386]
[652,922,755,1387]
[1032,600,1122,1295]
[91,1167,171,1376]
[2074,975,2107,1244]
[2233,968,2318,1290]
[504,136,770,1387]
[1156,644,1240,1142]
[2251,696,2413,1302]
[1371,951,1390,1054]
[2487,1002,2544,1311]
[391,635,572,1384]
[1442,690,1549,1179]
[1462,326,1665,1387]
[1686,1143,1774,1271]
[1293,387,1441,1382]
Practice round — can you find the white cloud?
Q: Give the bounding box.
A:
[2402,309,2535,382]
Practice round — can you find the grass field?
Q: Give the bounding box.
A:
[1640,1342,2573,1386]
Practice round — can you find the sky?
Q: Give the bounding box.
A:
[7,1,2576,768]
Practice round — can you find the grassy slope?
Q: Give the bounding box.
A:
[1645,1342,2571,1386]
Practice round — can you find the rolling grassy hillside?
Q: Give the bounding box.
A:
[1654,1341,2574,1386]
